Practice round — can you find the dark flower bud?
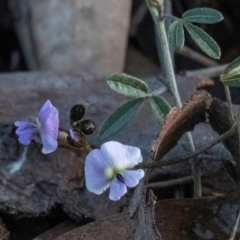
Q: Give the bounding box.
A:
[67,129,85,148]
[70,104,85,123]
[79,119,96,135]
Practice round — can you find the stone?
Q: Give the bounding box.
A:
[28,0,132,77]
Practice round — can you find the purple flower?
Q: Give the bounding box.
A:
[15,100,59,154]
[85,141,145,201]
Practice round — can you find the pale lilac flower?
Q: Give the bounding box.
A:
[15,100,59,154]
[85,141,145,201]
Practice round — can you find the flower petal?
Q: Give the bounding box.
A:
[109,178,127,201]
[123,145,143,168]
[100,141,142,169]
[38,101,59,154]
[100,141,123,168]
[14,121,38,145]
[38,100,53,121]
[121,170,145,188]
[85,149,111,194]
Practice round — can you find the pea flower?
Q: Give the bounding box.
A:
[15,100,59,154]
[85,141,145,201]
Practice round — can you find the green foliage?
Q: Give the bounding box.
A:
[100,71,172,138]
[149,96,171,123]
[220,75,240,87]
[168,21,185,51]
[99,98,144,139]
[106,73,149,98]
[183,22,221,59]
[182,8,223,24]
[220,56,240,87]
[166,8,223,58]
[100,7,225,139]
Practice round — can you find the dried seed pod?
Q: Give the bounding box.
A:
[79,119,96,135]
[70,104,85,123]
[67,129,85,148]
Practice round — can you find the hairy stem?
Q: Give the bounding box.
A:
[146,0,201,197]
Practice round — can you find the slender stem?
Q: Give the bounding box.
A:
[224,85,234,123]
[147,175,193,188]
[135,123,237,170]
[146,0,201,197]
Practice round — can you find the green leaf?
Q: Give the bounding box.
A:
[99,98,144,139]
[182,8,223,24]
[220,56,240,87]
[222,56,240,75]
[220,74,240,87]
[106,73,149,98]
[168,20,185,51]
[222,156,240,183]
[183,22,221,59]
[149,96,171,123]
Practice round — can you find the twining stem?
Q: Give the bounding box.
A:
[135,122,237,170]
[224,85,234,123]
[145,0,200,197]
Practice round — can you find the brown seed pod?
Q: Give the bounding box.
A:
[70,104,85,123]
[79,119,96,135]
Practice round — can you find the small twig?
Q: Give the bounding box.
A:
[135,122,237,170]
[178,46,218,67]
[147,175,193,188]
[229,210,240,240]
[184,64,228,78]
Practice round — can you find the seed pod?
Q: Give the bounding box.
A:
[67,129,85,148]
[79,119,96,135]
[70,104,85,123]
